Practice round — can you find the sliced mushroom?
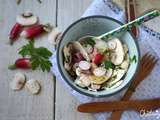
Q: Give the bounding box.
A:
[110,38,125,65]
[109,80,123,89]
[95,39,108,52]
[75,74,91,87]
[75,77,85,88]
[25,79,41,95]
[64,62,71,71]
[75,67,81,76]
[107,69,126,86]
[84,44,93,54]
[10,72,26,91]
[63,43,73,71]
[72,63,79,71]
[107,40,117,50]
[123,44,129,54]
[89,75,110,84]
[48,28,61,45]
[79,60,91,70]
[90,84,101,91]
[72,41,90,61]
[16,12,38,26]
[93,67,106,77]
[80,76,91,87]
[120,54,130,71]
[105,68,113,78]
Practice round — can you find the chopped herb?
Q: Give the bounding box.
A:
[103,49,109,54]
[16,0,21,5]
[112,75,117,79]
[116,65,124,70]
[84,38,96,46]
[103,61,115,70]
[130,55,137,63]
[37,0,42,3]
[83,43,88,47]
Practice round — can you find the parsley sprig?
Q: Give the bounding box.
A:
[84,38,96,46]
[103,61,115,70]
[130,55,137,63]
[18,41,53,72]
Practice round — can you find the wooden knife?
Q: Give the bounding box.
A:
[77,98,160,113]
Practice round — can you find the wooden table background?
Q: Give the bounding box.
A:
[0,0,160,120]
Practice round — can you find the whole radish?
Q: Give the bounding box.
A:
[8,58,31,69]
[20,24,52,39]
[9,23,23,44]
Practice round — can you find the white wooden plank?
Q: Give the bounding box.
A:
[56,0,94,120]
[0,0,56,120]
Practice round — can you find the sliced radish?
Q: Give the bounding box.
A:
[79,61,91,70]
[93,67,106,77]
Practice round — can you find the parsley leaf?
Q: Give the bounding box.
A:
[18,41,53,72]
[18,41,34,57]
[103,61,115,70]
[130,55,137,63]
[84,38,96,46]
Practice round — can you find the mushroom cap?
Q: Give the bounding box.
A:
[110,38,125,65]
[16,13,38,26]
[25,79,41,95]
[10,72,26,90]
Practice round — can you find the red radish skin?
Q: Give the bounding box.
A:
[92,53,104,65]
[20,24,45,38]
[72,52,84,63]
[8,58,31,69]
[9,23,23,44]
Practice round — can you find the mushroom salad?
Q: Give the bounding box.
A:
[63,38,130,91]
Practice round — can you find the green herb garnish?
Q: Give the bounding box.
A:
[16,0,21,5]
[112,75,117,79]
[37,0,42,3]
[84,38,96,46]
[130,55,137,63]
[19,41,52,72]
[103,61,115,70]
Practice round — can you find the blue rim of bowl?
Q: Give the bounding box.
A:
[56,15,140,98]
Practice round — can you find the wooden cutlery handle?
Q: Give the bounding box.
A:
[77,98,160,113]
[125,0,138,37]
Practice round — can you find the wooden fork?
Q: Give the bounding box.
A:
[108,53,158,120]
